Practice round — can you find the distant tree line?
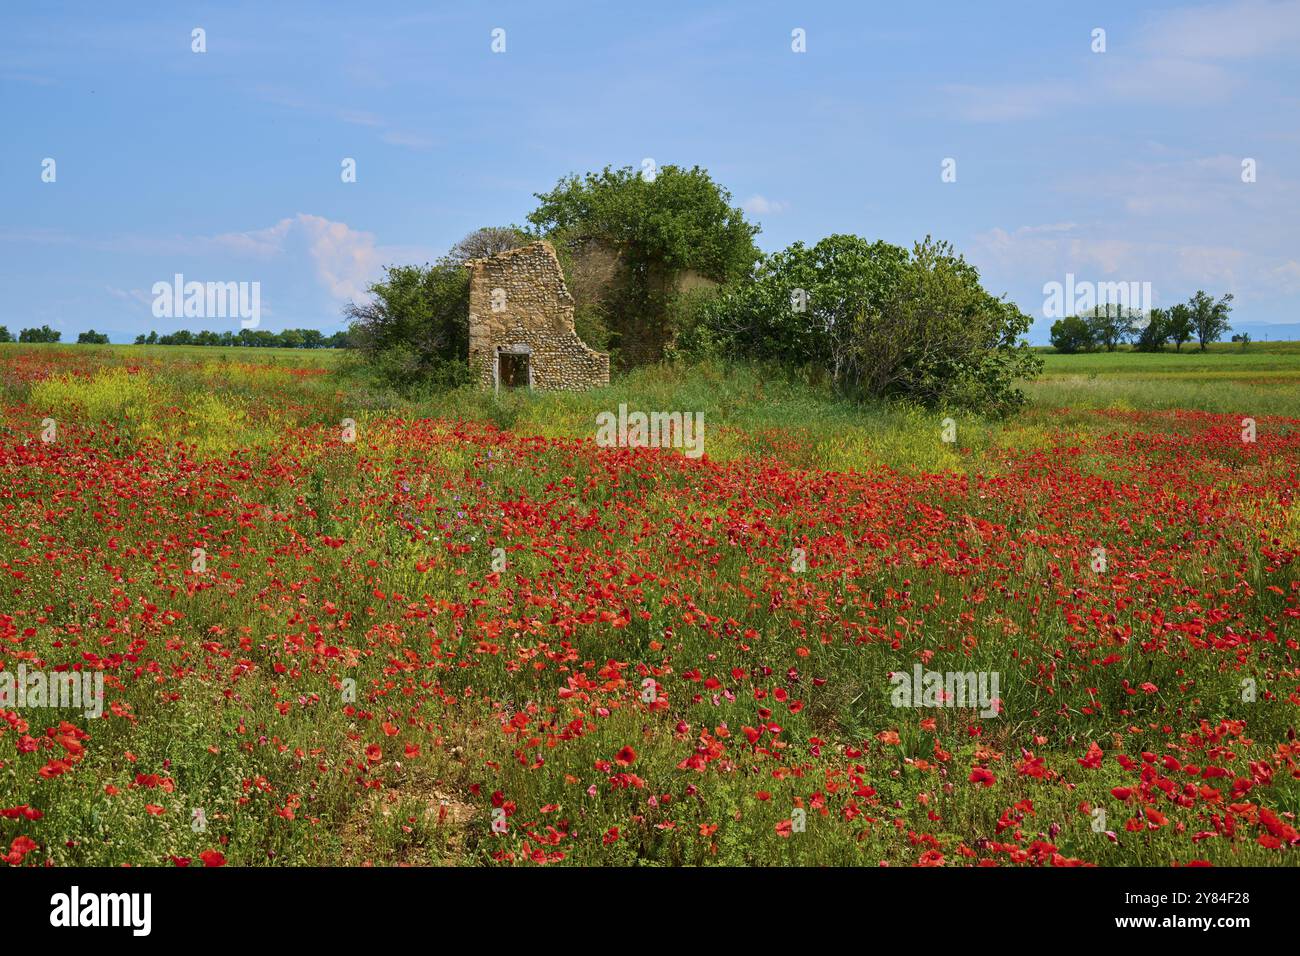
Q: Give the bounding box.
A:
[1049,291,1235,354]
[132,328,353,348]
[0,326,352,347]
[0,325,62,343]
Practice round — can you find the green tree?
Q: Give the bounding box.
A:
[1049,315,1094,353]
[851,237,1039,411]
[76,329,110,344]
[19,325,60,343]
[697,234,909,371]
[1131,309,1170,352]
[528,165,760,365]
[699,234,1038,411]
[0,326,13,343]
[344,261,471,391]
[1084,304,1127,352]
[528,165,759,284]
[1188,290,1234,351]
[1165,303,1194,352]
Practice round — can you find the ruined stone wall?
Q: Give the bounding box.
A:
[569,241,719,368]
[467,241,610,391]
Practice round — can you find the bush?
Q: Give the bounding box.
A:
[698,234,1039,413]
[344,262,472,393]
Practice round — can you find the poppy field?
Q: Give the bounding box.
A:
[2,344,1298,867]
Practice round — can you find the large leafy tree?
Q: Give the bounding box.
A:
[1165,303,1194,352]
[1049,315,1094,353]
[527,165,760,364]
[527,165,760,284]
[1085,304,1127,352]
[1131,309,1171,352]
[1188,290,1234,351]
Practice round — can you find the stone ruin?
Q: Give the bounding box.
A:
[466,240,610,392]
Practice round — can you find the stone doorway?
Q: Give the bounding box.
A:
[467,241,609,392]
[496,347,531,390]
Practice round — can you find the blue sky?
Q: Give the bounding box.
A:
[2,0,1297,343]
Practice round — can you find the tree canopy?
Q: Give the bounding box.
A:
[527,164,760,285]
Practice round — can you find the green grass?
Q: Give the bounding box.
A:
[1029,342,1300,418]
[0,341,343,368]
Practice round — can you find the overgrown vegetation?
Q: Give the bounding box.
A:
[527,164,761,367]
[344,262,472,394]
[691,234,1040,413]
[344,164,1042,413]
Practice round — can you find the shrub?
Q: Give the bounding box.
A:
[344,262,472,393]
[699,234,1039,413]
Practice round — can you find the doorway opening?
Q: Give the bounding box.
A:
[497,349,531,390]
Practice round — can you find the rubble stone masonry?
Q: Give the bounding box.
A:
[467,241,610,391]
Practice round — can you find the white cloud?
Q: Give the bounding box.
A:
[1270,260,1300,293]
[1101,57,1237,103]
[380,129,433,150]
[1017,222,1080,235]
[1143,0,1300,58]
[940,82,1084,122]
[741,195,790,215]
[207,214,424,302]
[944,0,1300,121]
[967,222,1300,315]
[106,286,154,309]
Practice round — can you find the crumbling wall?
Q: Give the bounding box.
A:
[568,241,719,368]
[467,241,610,391]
